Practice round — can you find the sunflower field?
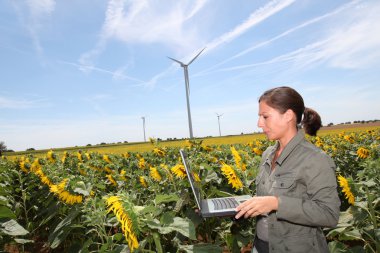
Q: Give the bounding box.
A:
[0,129,379,253]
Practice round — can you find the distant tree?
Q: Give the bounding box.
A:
[0,141,7,156]
[26,148,35,151]
[327,123,334,127]
[86,144,92,146]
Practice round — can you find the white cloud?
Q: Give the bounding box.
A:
[26,0,55,17]
[79,0,209,72]
[205,0,296,52]
[212,0,380,75]
[11,0,55,60]
[0,96,49,109]
[197,0,361,76]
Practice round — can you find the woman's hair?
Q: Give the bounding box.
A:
[259,86,322,136]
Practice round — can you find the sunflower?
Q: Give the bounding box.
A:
[337,175,355,205]
[221,162,243,191]
[77,151,83,162]
[138,158,146,169]
[357,147,370,159]
[253,147,263,156]
[47,150,55,163]
[103,154,112,163]
[153,147,166,157]
[105,196,139,251]
[343,135,354,143]
[30,158,41,173]
[231,146,246,171]
[171,164,187,179]
[139,176,148,188]
[19,157,29,173]
[150,167,162,182]
[61,151,68,163]
[49,179,83,205]
[106,174,117,186]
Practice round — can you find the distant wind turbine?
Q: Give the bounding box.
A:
[141,116,146,142]
[216,113,223,137]
[168,48,206,139]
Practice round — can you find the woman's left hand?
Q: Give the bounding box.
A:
[235,196,278,219]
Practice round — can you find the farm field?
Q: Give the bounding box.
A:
[5,122,380,157]
[0,124,379,253]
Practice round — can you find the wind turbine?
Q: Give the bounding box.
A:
[168,48,206,139]
[141,116,146,142]
[216,113,223,137]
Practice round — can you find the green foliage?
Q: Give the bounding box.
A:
[1,129,379,252]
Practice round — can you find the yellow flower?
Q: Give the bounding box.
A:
[120,170,127,181]
[47,150,55,163]
[253,147,263,156]
[193,172,201,182]
[77,152,83,162]
[150,167,162,182]
[171,164,187,179]
[139,176,147,188]
[201,145,213,152]
[105,196,139,251]
[104,165,113,174]
[49,179,83,205]
[231,146,246,171]
[138,158,146,169]
[30,158,41,172]
[338,175,355,205]
[61,151,68,163]
[357,147,370,159]
[103,154,112,163]
[343,135,354,143]
[153,147,166,157]
[107,174,117,186]
[221,163,243,191]
[19,157,29,173]
[185,139,192,147]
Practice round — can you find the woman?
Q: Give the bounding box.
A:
[235,86,340,253]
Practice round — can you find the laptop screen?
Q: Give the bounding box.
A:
[179,149,202,210]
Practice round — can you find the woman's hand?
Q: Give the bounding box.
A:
[235,196,278,219]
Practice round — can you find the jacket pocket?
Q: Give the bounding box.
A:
[272,177,296,195]
[273,177,295,189]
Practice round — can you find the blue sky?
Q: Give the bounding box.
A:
[1,0,379,151]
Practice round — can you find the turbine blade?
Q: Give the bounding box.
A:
[187,47,206,65]
[167,56,185,66]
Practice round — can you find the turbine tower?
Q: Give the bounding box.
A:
[168,48,205,139]
[141,116,146,142]
[216,113,223,137]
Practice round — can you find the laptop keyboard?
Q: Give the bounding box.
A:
[212,198,239,210]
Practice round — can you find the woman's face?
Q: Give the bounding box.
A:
[257,101,288,141]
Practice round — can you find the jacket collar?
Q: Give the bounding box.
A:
[272,129,305,166]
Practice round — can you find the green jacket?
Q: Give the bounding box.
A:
[256,130,340,253]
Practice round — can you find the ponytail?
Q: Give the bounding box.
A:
[301,107,322,136]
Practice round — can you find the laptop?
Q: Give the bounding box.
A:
[179,149,251,218]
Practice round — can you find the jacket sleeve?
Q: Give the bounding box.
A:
[275,152,340,228]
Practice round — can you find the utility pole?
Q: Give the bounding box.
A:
[216,113,223,137]
[168,48,205,139]
[141,116,146,142]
